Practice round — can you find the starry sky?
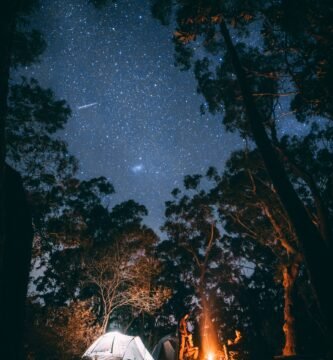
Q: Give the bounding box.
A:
[23,0,242,233]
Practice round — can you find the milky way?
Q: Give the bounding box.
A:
[22,0,241,233]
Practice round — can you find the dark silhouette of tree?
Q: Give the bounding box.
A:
[0,0,46,259]
[209,149,304,356]
[209,134,332,355]
[0,1,46,357]
[151,0,333,346]
[5,77,82,357]
[261,0,333,122]
[276,126,333,248]
[30,191,170,352]
[158,176,243,354]
[3,165,34,359]
[158,130,331,357]
[25,299,102,360]
[156,172,290,360]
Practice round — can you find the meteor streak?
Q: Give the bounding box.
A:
[77,102,98,110]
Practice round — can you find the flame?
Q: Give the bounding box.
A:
[200,298,220,360]
[207,352,214,360]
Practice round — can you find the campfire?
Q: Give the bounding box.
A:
[179,305,242,360]
[200,306,221,360]
[202,301,245,360]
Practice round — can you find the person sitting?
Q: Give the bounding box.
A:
[226,330,242,360]
[178,314,199,360]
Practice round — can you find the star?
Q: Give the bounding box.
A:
[131,164,144,173]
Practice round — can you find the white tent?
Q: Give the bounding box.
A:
[82,331,155,360]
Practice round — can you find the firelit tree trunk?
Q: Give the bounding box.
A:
[282,263,299,356]
[219,20,333,345]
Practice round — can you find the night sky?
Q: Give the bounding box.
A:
[23,0,242,232]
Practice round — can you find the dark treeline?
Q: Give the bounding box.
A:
[0,0,332,359]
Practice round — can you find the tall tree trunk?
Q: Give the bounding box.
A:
[1,1,32,359]
[101,311,111,334]
[282,263,299,356]
[219,20,333,345]
[0,0,21,299]
[3,165,33,359]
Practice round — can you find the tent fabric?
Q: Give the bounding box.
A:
[151,334,179,360]
[82,331,155,360]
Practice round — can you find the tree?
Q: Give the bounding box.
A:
[1,6,117,355]
[25,299,102,360]
[83,231,170,334]
[0,1,46,357]
[208,127,332,355]
[209,149,304,356]
[276,125,333,248]
[0,0,46,270]
[2,165,34,359]
[261,0,333,122]
[151,0,333,344]
[31,176,114,306]
[159,176,242,354]
[32,192,170,340]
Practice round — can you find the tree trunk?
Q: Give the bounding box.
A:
[0,1,32,359]
[219,20,333,344]
[101,311,111,334]
[2,164,33,359]
[0,0,21,299]
[282,263,299,356]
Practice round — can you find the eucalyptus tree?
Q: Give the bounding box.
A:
[151,0,333,341]
[208,133,332,355]
[159,175,242,352]
[209,149,303,356]
[83,228,170,334]
[33,194,170,337]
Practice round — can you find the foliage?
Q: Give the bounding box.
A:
[151,0,333,128]
[156,128,331,357]
[25,299,101,360]
[158,176,245,348]
[83,232,171,333]
[11,0,46,68]
[151,0,333,355]
[262,0,333,121]
[32,195,170,342]
[208,148,303,356]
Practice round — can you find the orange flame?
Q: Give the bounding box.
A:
[200,300,220,360]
